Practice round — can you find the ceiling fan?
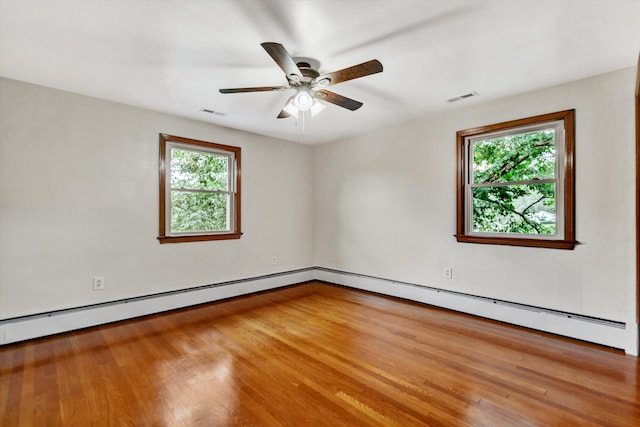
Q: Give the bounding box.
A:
[219,42,383,119]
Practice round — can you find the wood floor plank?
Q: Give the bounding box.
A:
[1,281,638,426]
[1,346,25,426]
[269,291,588,425]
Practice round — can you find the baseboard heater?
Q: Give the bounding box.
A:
[0,268,316,346]
[314,267,635,355]
[1,266,636,355]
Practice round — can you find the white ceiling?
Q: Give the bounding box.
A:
[1,0,638,145]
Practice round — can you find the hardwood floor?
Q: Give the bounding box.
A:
[1,281,638,426]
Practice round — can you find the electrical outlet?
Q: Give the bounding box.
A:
[443,267,453,279]
[271,256,277,265]
[93,276,105,290]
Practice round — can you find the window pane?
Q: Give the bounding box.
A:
[170,191,229,233]
[472,183,556,234]
[170,148,229,191]
[472,129,555,184]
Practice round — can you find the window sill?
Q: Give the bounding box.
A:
[158,233,242,244]
[455,234,576,250]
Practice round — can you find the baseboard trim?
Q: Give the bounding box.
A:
[314,267,638,356]
[2,266,637,355]
[0,268,315,346]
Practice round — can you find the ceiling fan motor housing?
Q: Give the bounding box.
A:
[293,58,321,85]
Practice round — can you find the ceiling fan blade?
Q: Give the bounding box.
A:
[315,90,363,111]
[219,86,288,94]
[277,109,291,119]
[332,8,473,56]
[261,42,303,82]
[314,59,383,87]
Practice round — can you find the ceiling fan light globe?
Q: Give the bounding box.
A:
[283,100,299,118]
[293,90,313,111]
[310,101,325,117]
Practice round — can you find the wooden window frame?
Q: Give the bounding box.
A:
[158,133,241,243]
[635,53,639,324]
[455,110,576,249]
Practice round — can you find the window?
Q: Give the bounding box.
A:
[455,110,575,249]
[158,134,241,243]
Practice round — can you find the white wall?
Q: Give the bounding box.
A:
[1,67,637,332]
[314,67,637,324]
[0,77,315,319]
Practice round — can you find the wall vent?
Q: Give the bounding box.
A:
[447,91,479,103]
[199,108,227,116]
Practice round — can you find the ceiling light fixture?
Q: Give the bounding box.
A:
[293,89,313,111]
[309,99,325,117]
[284,89,326,118]
[219,42,383,120]
[282,98,299,118]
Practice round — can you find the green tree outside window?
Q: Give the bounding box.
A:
[471,129,556,234]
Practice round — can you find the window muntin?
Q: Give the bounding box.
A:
[456,110,575,249]
[159,134,241,243]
